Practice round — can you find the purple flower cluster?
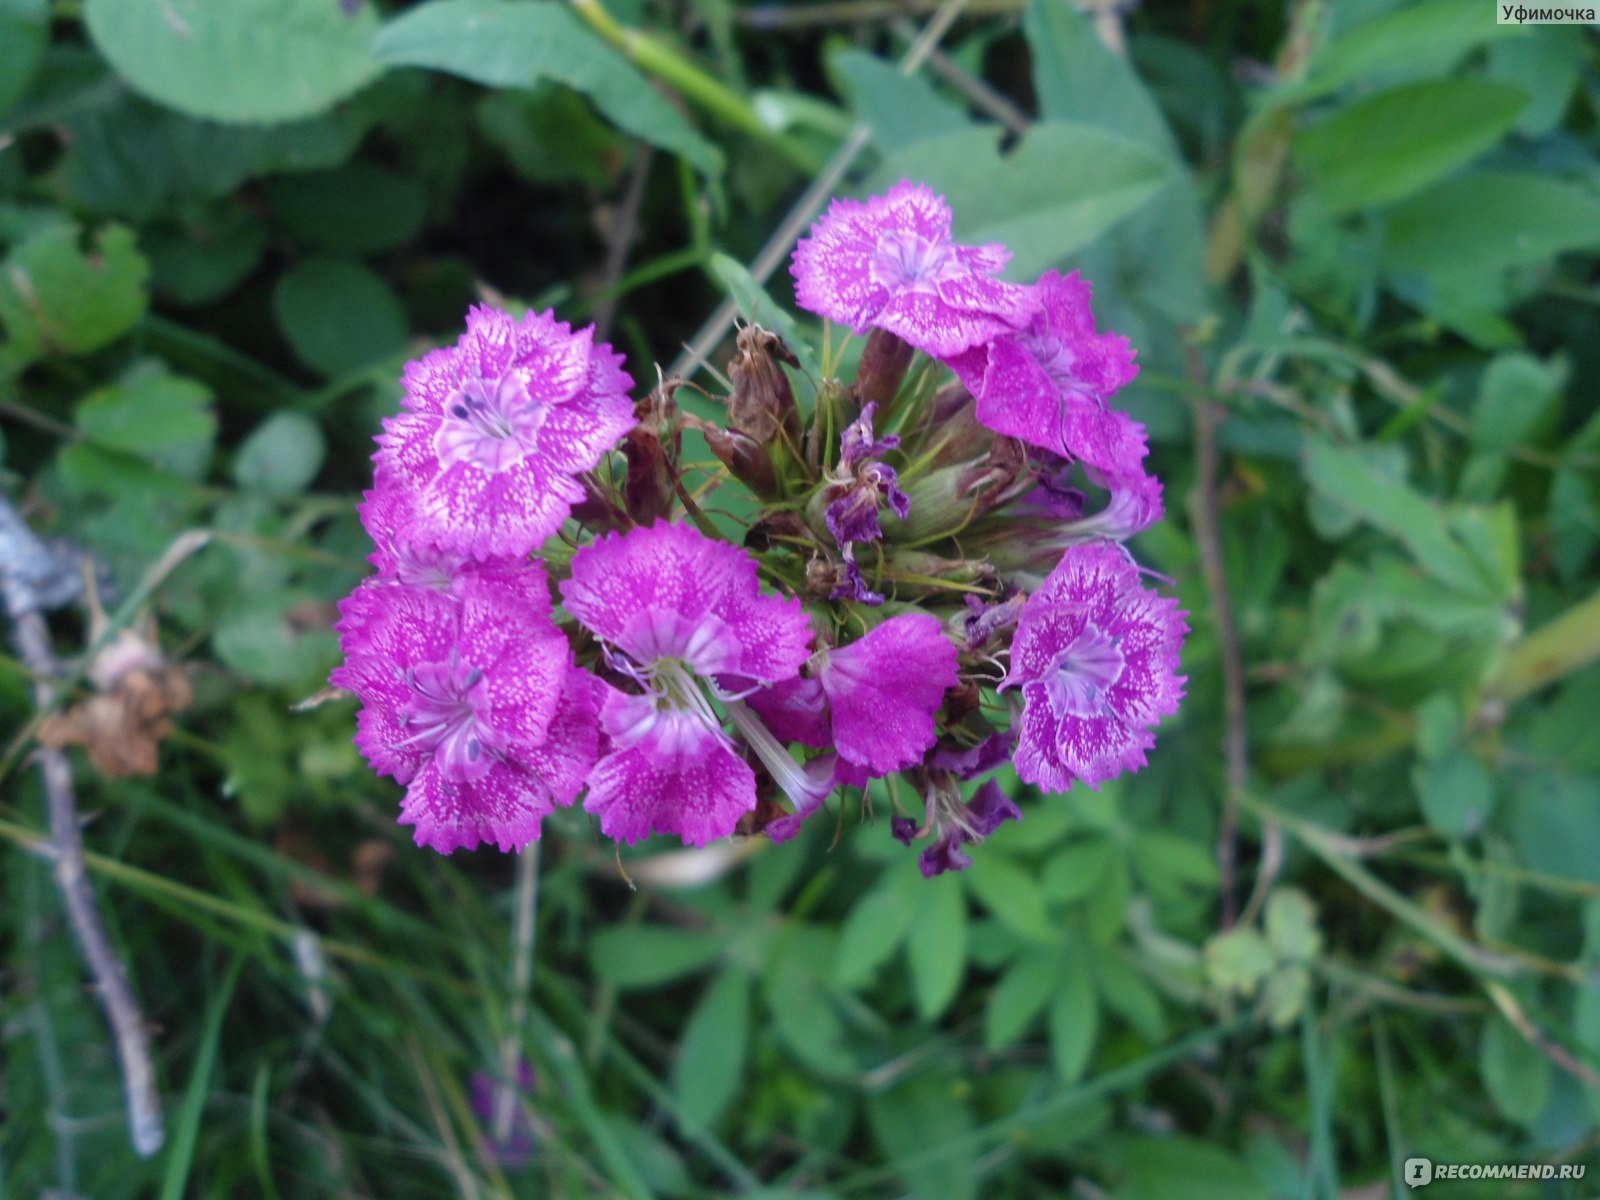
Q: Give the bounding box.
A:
[332,181,1186,875]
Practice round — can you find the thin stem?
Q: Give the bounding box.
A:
[1485,587,1600,704]
[14,608,165,1158]
[1184,343,1251,928]
[492,843,541,1146]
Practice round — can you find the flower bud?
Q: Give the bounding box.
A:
[697,421,779,499]
[853,328,915,411]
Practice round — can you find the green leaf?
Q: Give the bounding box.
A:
[234,412,326,496]
[76,365,216,480]
[867,1073,976,1200]
[1383,172,1600,278]
[374,0,720,174]
[85,0,382,124]
[1480,1014,1550,1126]
[828,47,966,153]
[1048,950,1099,1083]
[1509,771,1600,887]
[1295,80,1528,215]
[1411,754,1496,838]
[835,872,918,988]
[907,875,967,1020]
[1040,838,1118,904]
[670,968,750,1128]
[1093,948,1166,1042]
[477,86,623,188]
[709,252,820,382]
[272,257,408,378]
[1025,0,1176,153]
[984,949,1060,1049]
[1471,353,1565,451]
[0,0,49,120]
[1114,1135,1271,1200]
[1130,830,1219,898]
[1263,888,1323,962]
[1204,928,1274,997]
[0,222,149,361]
[1303,435,1500,600]
[212,591,341,688]
[1487,26,1586,135]
[1291,0,1505,102]
[589,926,725,989]
[265,163,426,255]
[964,851,1055,941]
[871,122,1172,280]
[144,207,269,306]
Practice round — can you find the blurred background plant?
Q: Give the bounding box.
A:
[2,0,1599,1196]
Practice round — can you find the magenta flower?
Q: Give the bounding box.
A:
[791,180,1037,358]
[749,612,958,778]
[1005,542,1186,792]
[947,270,1141,474]
[559,521,814,846]
[332,568,594,853]
[377,305,635,561]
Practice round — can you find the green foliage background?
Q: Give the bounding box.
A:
[2,0,1599,1195]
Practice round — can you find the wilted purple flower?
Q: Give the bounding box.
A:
[830,546,884,607]
[749,612,957,779]
[919,780,1023,877]
[947,270,1141,474]
[378,305,634,561]
[791,180,1037,358]
[1005,542,1186,792]
[559,521,814,846]
[332,568,595,853]
[824,403,910,548]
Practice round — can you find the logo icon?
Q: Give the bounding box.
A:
[1406,1157,1434,1188]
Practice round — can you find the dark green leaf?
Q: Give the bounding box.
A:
[266,163,426,255]
[1048,949,1099,1082]
[272,257,408,378]
[1480,1014,1550,1126]
[589,926,725,989]
[234,412,326,496]
[0,0,48,120]
[670,968,750,1128]
[907,874,967,1020]
[984,948,1060,1049]
[828,47,966,153]
[374,0,720,173]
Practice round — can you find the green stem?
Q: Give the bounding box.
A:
[567,0,819,172]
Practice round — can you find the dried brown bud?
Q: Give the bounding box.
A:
[621,385,681,525]
[684,415,778,498]
[727,324,799,445]
[853,328,915,412]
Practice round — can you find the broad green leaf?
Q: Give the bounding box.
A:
[477,86,623,189]
[1412,754,1496,837]
[907,874,967,1020]
[1263,889,1323,962]
[234,412,326,496]
[1487,25,1586,135]
[76,365,216,480]
[710,252,820,382]
[1291,0,1503,102]
[1260,963,1311,1029]
[1295,80,1528,215]
[1048,951,1099,1082]
[266,163,426,255]
[1383,173,1600,278]
[1472,353,1564,451]
[984,949,1060,1049]
[1204,928,1274,996]
[828,47,966,152]
[374,0,720,174]
[85,0,382,124]
[670,968,750,1127]
[0,0,48,120]
[834,872,918,988]
[1303,435,1500,600]
[872,122,1171,280]
[1480,1014,1550,1126]
[1509,771,1600,887]
[0,223,148,361]
[589,926,725,989]
[766,930,857,1077]
[272,257,408,378]
[1024,0,1175,153]
[964,852,1055,941]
